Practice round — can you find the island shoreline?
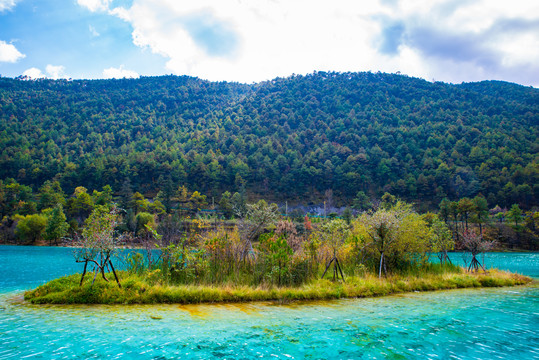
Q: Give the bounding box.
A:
[24,269,532,305]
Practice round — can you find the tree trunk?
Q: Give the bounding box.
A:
[322,258,334,279]
[379,251,384,278]
[100,254,110,282]
[321,256,345,282]
[468,254,487,273]
[335,257,345,283]
[91,267,99,285]
[443,251,452,265]
[79,260,88,286]
[109,260,121,288]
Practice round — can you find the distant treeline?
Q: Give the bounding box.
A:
[0,72,538,210]
[1,177,537,250]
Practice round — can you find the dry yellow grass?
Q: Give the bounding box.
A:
[24,269,531,305]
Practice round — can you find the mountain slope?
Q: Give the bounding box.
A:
[0,72,537,209]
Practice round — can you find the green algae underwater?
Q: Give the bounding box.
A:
[1,246,538,359]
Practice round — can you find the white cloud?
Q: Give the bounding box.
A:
[0,40,25,63]
[46,65,66,79]
[103,65,140,79]
[89,25,100,37]
[108,5,130,21]
[499,33,539,67]
[22,67,45,79]
[77,0,111,12]
[22,65,68,79]
[78,0,539,86]
[0,0,19,12]
[105,0,386,82]
[376,0,539,85]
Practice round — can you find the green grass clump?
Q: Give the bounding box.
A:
[24,269,532,305]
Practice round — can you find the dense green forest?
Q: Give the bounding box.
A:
[0,72,537,210]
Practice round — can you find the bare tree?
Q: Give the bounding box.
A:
[461,229,495,272]
[319,219,349,282]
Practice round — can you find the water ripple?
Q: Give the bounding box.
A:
[1,246,538,359]
[2,286,536,359]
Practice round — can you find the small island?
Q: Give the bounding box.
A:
[24,269,530,305]
[24,199,532,305]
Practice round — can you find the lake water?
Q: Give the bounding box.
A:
[0,246,537,359]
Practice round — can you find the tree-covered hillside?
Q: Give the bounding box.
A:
[0,72,537,209]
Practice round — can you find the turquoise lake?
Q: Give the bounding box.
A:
[0,246,537,359]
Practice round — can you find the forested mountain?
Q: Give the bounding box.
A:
[1,72,537,210]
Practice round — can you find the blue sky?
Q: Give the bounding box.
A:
[1,0,538,86]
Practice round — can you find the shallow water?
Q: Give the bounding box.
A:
[445,251,539,278]
[1,246,538,359]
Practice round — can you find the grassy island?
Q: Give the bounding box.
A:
[24,268,531,305]
[23,200,533,305]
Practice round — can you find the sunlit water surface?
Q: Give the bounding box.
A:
[1,246,537,359]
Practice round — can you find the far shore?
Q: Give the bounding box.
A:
[2,242,536,254]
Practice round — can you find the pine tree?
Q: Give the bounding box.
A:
[44,204,69,246]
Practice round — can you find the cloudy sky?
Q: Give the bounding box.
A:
[0,0,538,86]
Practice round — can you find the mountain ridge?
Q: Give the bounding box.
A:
[1,71,537,210]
